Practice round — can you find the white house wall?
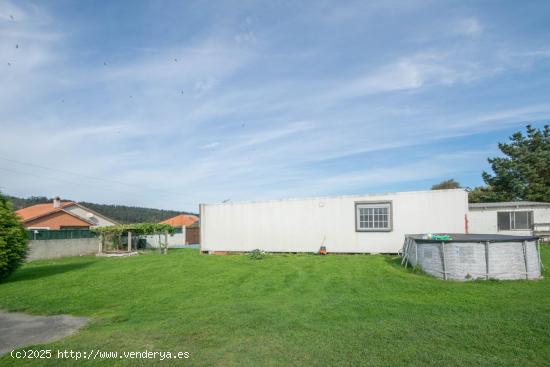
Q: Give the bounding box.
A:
[201,189,468,253]
[468,206,550,236]
[64,205,117,227]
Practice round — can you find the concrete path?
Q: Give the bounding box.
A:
[0,311,88,356]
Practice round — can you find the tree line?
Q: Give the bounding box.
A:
[431,125,550,203]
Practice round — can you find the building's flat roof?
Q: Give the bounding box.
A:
[202,188,466,206]
[469,201,550,210]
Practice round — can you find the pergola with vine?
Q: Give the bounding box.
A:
[92,223,176,254]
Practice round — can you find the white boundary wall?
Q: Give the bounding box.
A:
[27,238,99,261]
[144,229,186,248]
[201,189,468,253]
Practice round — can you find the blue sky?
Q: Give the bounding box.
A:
[1,0,549,212]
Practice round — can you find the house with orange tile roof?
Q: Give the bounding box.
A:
[160,214,199,228]
[16,197,118,230]
[158,214,200,245]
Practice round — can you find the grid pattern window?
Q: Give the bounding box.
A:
[497,211,534,230]
[356,202,392,232]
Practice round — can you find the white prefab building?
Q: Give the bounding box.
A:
[200,189,469,254]
[468,201,550,239]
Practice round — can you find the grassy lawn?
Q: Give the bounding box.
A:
[0,247,549,366]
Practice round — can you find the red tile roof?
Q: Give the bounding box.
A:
[16,201,76,222]
[160,214,199,227]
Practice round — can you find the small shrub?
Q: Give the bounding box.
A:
[0,193,28,281]
[248,249,267,260]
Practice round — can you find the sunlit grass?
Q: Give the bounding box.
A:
[0,247,548,366]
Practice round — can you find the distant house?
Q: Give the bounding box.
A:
[16,197,118,230]
[143,214,200,248]
[160,214,199,228]
[162,214,200,246]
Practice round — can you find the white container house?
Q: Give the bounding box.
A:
[200,189,469,254]
[468,201,550,240]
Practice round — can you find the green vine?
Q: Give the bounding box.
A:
[92,223,175,252]
[91,223,175,237]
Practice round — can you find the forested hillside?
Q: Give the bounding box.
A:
[6,195,195,224]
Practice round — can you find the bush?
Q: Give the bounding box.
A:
[248,249,267,260]
[0,193,28,281]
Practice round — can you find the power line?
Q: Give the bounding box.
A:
[0,155,153,191]
[0,165,198,207]
[0,158,198,207]
[0,166,88,187]
[0,165,198,213]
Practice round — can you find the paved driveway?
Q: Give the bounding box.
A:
[0,311,88,356]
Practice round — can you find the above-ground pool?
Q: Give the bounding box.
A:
[401,234,543,281]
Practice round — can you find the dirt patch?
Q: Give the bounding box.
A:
[0,311,89,355]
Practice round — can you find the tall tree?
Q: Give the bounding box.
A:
[470,125,550,203]
[467,186,499,203]
[431,179,461,190]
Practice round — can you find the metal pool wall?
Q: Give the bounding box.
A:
[401,234,543,281]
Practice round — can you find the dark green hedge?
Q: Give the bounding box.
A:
[0,193,28,281]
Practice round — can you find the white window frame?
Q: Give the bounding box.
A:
[355,201,393,232]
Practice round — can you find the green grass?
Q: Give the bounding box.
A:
[0,248,549,366]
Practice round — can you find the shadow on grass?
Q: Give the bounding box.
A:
[3,261,94,284]
[383,255,427,277]
[384,255,404,269]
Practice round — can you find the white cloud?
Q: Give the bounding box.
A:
[454,17,483,36]
[335,52,486,98]
[200,142,220,149]
[101,38,254,88]
[0,2,62,105]
[312,150,493,191]
[1,1,550,211]
[0,0,28,21]
[234,31,256,44]
[193,77,218,96]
